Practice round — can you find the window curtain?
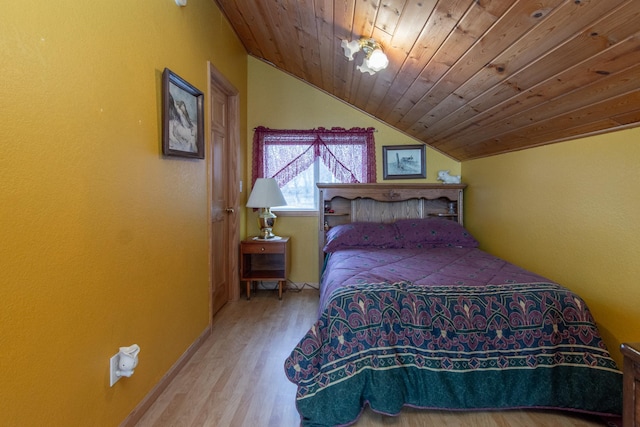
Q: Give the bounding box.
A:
[251,127,377,186]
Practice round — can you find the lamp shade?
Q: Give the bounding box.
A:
[246,178,287,208]
[341,39,361,60]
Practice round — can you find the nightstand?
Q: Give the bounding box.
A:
[621,342,640,427]
[240,237,290,300]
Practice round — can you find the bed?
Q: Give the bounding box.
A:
[284,184,622,427]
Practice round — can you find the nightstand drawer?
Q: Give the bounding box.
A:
[242,241,286,254]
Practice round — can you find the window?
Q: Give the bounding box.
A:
[252,127,376,210]
[278,158,338,210]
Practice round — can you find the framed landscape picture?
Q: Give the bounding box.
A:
[162,68,204,159]
[382,144,426,179]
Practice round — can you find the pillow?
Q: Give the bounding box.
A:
[395,217,479,248]
[323,222,403,252]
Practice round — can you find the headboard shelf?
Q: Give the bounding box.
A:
[317,183,467,275]
[318,183,466,203]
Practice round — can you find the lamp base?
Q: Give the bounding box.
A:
[256,208,279,240]
[257,228,277,239]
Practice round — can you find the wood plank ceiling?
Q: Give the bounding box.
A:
[214,0,640,161]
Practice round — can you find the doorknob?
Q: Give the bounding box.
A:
[225,208,235,213]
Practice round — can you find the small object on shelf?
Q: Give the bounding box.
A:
[324,201,331,213]
[437,170,461,184]
[448,201,456,214]
[324,220,330,231]
[429,213,458,219]
[328,209,334,213]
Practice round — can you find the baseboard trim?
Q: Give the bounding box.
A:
[119,326,211,426]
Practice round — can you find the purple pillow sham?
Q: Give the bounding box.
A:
[395,217,479,248]
[323,218,479,252]
[323,222,403,252]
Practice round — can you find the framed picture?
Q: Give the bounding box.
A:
[162,68,204,159]
[382,144,426,179]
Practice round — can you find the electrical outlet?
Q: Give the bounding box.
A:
[109,354,120,387]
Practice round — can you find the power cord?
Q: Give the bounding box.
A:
[286,280,319,292]
[251,280,319,293]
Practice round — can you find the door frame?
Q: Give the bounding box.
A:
[207,62,241,325]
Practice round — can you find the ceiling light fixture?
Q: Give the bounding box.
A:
[341,38,389,75]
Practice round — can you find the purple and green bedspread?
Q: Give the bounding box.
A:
[285,248,622,427]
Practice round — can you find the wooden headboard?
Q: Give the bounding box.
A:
[317,183,467,274]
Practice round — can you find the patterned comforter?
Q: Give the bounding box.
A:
[285,247,622,427]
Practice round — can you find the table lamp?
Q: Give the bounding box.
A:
[246,178,287,239]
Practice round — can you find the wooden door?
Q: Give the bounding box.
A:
[208,63,240,319]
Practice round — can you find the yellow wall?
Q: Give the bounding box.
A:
[4,1,633,422]
[0,1,247,425]
[247,57,460,283]
[462,128,640,364]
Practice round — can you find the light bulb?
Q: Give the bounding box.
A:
[365,49,389,71]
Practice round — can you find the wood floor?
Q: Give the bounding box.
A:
[134,289,611,427]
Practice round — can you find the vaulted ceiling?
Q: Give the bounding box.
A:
[214,0,640,161]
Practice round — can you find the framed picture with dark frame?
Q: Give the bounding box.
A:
[162,68,204,159]
[382,144,426,179]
